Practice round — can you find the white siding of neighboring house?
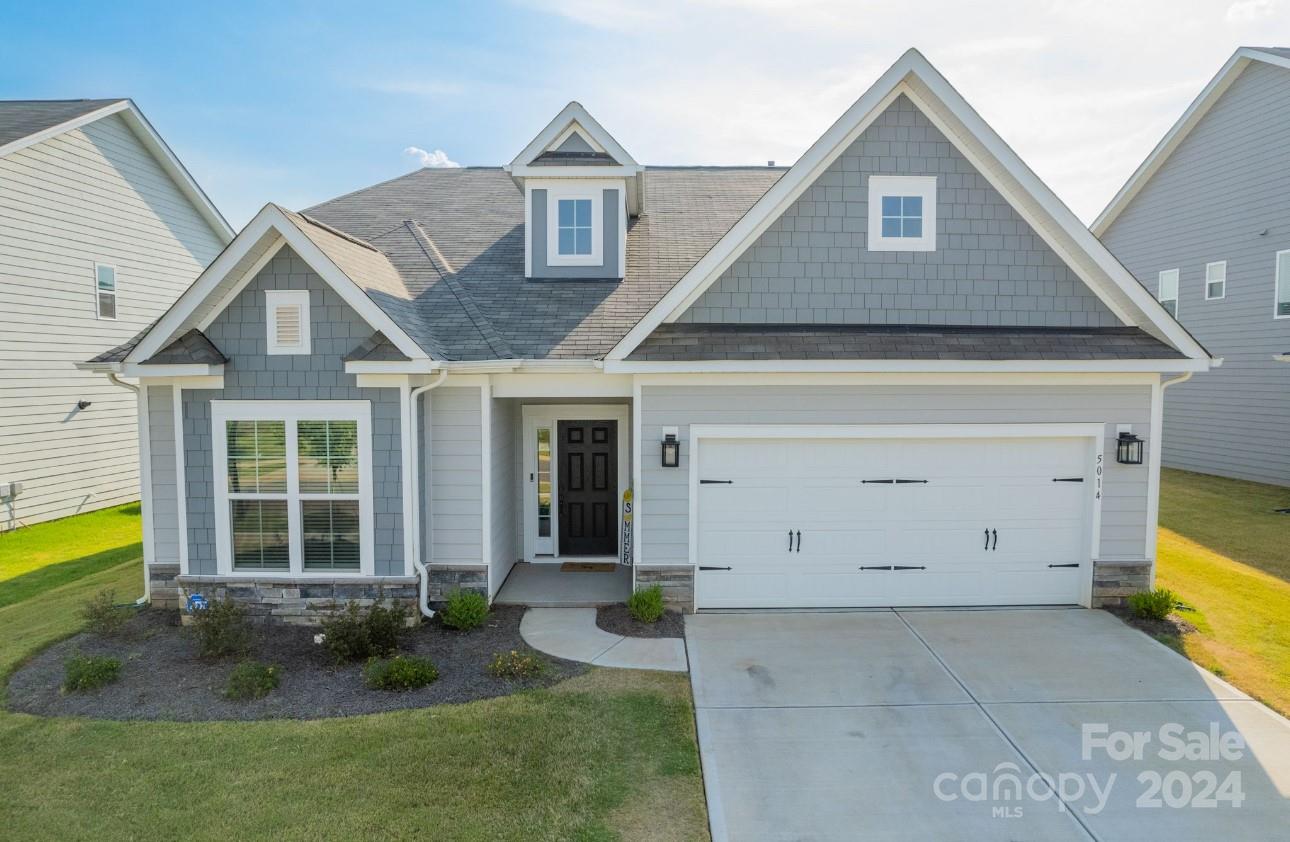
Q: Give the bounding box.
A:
[0,113,225,528]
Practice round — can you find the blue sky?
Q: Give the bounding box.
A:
[3,0,1288,228]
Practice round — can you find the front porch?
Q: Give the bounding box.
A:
[494,561,632,607]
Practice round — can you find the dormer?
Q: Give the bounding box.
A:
[506,103,643,280]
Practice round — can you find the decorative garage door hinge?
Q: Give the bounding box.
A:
[1047,563,1080,568]
[699,566,732,571]
[700,479,733,484]
[1052,477,1084,482]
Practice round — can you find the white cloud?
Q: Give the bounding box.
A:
[404,146,461,168]
[1226,0,1279,21]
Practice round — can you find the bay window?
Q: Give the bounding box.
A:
[213,402,373,576]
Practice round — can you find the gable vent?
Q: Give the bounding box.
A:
[265,290,311,355]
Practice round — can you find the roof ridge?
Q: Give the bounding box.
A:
[405,220,514,359]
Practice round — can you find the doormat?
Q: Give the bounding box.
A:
[560,562,618,573]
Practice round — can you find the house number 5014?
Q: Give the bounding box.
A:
[1094,453,1103,500]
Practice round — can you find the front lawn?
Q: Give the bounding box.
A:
[0,559,708,841]
[0,502,142,608]
[1155,468,1290,715]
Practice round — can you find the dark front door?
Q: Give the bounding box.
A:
[558,420,617,556]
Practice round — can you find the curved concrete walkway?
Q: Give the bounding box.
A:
[520,607,688,672]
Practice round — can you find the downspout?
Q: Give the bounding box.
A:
[409,369,449,618]
[102,373,150,606]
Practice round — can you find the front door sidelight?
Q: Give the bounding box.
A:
[558,420,618,556]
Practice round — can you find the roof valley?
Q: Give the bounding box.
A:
[405,220,514,360]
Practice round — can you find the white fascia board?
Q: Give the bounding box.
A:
[0,99,234,243]
[122,363,223,378]
[508,164,643,180]
[606,48,1211,364]
[551,122,607,154]
[75,360,123,373]
[343,359,443,374]
[603,358,1212,374]
[1093,48,1290,236]
[126,204,431,364]
[508,101,639,170]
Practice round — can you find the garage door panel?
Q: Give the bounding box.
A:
[694,434,1092,609]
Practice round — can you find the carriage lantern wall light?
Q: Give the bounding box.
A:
[1116,431,1144,465]
[661,427,680,468]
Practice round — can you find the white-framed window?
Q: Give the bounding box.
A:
[94,263,117,320]
[1158,268,1179,318]
[265,290,311,354]
[1276,250,1290,319]
[867,175,936,252]
[212,401,374,576]
[545,187,602,266]
[1205,261,1226,300]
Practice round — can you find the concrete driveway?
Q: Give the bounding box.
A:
[686,608,1290,841]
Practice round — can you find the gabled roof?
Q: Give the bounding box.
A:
[508,101,638,171]
[1092,46,1290,236]
[606,48,1211,364]
[0,98,233,242]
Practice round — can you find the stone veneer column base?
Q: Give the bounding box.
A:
[148,564,183,610]
[175,575,420,626]
[635,566,695,613]
[426,565,489,603]
[1091,560,1152,608]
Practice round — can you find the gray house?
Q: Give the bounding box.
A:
[83,50,1212,619]
[0,99,232,529]
[1095,47,1290,487]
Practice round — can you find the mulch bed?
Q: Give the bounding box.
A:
[595,604,686,639]
[6,605,585,722]
[1107,607,1198,639]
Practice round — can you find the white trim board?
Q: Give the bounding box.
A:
[685,422,1107,610]
[1093,48,1290,236]
[520,404,630,564]
[125,204,430,364]
[0,99,233,242]
[605,49,1212,365]
[508,101,639,171]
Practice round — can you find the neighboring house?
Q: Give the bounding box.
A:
[83,50,1211,619]
[1095,47,1290,487]
[0,99,232,529]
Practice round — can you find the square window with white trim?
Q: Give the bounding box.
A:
[265,290,311,354]
[1158,269,1179,318]
[867,176,936,251]
[214,402,373,576]
[94,263,117,320]
[1205,261,1226,300]
[545,189,602,266]
[1277,250,1290,318]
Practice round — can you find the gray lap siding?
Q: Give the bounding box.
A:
[638,382,1153,568]
[176,247,405,577]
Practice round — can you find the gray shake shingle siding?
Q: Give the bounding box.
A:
[628,325,1185,361]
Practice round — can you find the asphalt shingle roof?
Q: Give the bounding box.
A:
[0,99,124,149]
[626,324,1186,361]
[144,328,227,365]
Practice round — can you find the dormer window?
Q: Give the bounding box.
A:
[545,187,602,266]
[867,175,936,252]
[558,198,593,256]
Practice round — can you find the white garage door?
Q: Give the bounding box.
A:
[694,435,1093,609]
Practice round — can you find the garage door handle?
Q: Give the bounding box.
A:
[984,528,990,550]
[992,529,998,551]
[795,530,801,552]
[788,530,794,552]
[1048,563,1080,569]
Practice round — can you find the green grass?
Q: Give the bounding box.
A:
[1155,468,1290,715]
[0,503,143,608]
[0,558,708,841]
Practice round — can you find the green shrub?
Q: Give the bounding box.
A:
[62,654,121,693]
[320,602,409,663]
[627,585,665,624]
[191,598,253,658]
[225,661,280,701]
[1128,588,1178,622]
[364,655,439,691]
[80,589,131,637]
[441,590,489,631]
[487,650,547,680]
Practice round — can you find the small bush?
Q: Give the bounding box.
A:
[487,650,547,680]
[225,661,280,701]
[62,654,121,693]
[627,585,665,624]
[364,655,439,691]
[80,589,130,637]
[1128,588,1178,622]
[320,602,409,663]
[191,598,253,658]
[441,590,489,631]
